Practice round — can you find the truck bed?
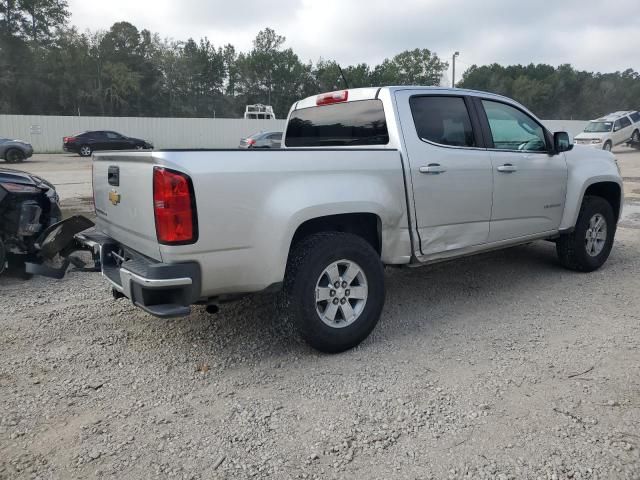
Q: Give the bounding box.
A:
[92,148,412,297]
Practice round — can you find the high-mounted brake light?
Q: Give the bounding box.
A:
[316,90,349,106]
[153,167,198,245]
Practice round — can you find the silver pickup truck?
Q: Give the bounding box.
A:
[42,87,623,353]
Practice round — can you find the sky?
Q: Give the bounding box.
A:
[67,0,639,80]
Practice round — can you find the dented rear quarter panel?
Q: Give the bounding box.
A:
[151,149,411,296]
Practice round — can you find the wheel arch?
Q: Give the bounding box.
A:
[560,161,623,231]
[289,212,382,257]
[583,182,622,222]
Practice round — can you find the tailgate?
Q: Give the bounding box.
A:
[92,152,161,260]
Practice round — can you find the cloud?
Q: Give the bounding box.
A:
[67,0,639,75]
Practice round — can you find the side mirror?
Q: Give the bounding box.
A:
[553,131,573,153]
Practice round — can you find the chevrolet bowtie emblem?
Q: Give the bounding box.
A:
[109,190,121,206]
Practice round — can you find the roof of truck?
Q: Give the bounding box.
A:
[291,86,516,112]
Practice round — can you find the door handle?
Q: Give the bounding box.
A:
[419,163,447,174]
[497,163,517,173]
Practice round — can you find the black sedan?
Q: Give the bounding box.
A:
[63,131,153,157]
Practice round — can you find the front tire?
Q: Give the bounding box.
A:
[556,195,615,272]
[282,232,385,353]
[5,148,25,163]
[603,141,612,152]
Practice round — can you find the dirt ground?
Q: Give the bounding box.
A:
[1,149,639,479]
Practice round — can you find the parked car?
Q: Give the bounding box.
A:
[0,168,62,276]
[0,138,34,163]
[239,131,282,149]
[63,131,153,157]
[37,87,622,353]
[574,111,640,151]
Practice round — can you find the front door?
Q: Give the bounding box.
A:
[105,131,128,150]
[395,91,493,256]
[477,99,567,242]
[616,116,633,144]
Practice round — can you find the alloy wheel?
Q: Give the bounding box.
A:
[585,213,607,257]
[315,259,368,329]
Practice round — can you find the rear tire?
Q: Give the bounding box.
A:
[556,195,615,272]
[632,129,640,143]
[5,148,25,163]
[282,232,385,353]
[79,145,92,157]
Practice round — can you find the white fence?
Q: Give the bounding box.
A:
[0,114,587,153]
[0,115,287,153]
[541,120,588,139]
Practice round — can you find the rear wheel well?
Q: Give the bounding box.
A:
[584,182,621,221]
[290,213,381,256]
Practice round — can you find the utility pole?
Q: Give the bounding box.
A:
[452,51,460,88]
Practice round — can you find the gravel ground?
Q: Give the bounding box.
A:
[1,150,639,479]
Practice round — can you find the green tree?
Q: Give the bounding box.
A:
[18,0,68,43]
[372,48,448,86]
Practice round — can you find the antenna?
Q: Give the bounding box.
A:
[337,65,350,89]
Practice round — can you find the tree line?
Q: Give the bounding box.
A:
[1,0,638,119]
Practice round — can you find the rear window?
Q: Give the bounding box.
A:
[285,100,389,147]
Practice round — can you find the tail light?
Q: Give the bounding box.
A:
[246,138,256,146]
[63,136,76,143]
[316,90,349,106]
[0,182,41,194]
[153,167,198,245]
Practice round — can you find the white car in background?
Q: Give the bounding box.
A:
[574,111,640,151]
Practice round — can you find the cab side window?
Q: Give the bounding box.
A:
[409,96,476,148]
[481,100,547,152]
[614,120,622,131]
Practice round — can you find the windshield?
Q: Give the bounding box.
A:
[584,121,612,133]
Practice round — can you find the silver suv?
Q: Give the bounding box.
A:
[574,111,640,151]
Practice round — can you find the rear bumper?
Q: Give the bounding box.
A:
[78,231,201,318]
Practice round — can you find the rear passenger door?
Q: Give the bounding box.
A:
[395,91,493,256]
